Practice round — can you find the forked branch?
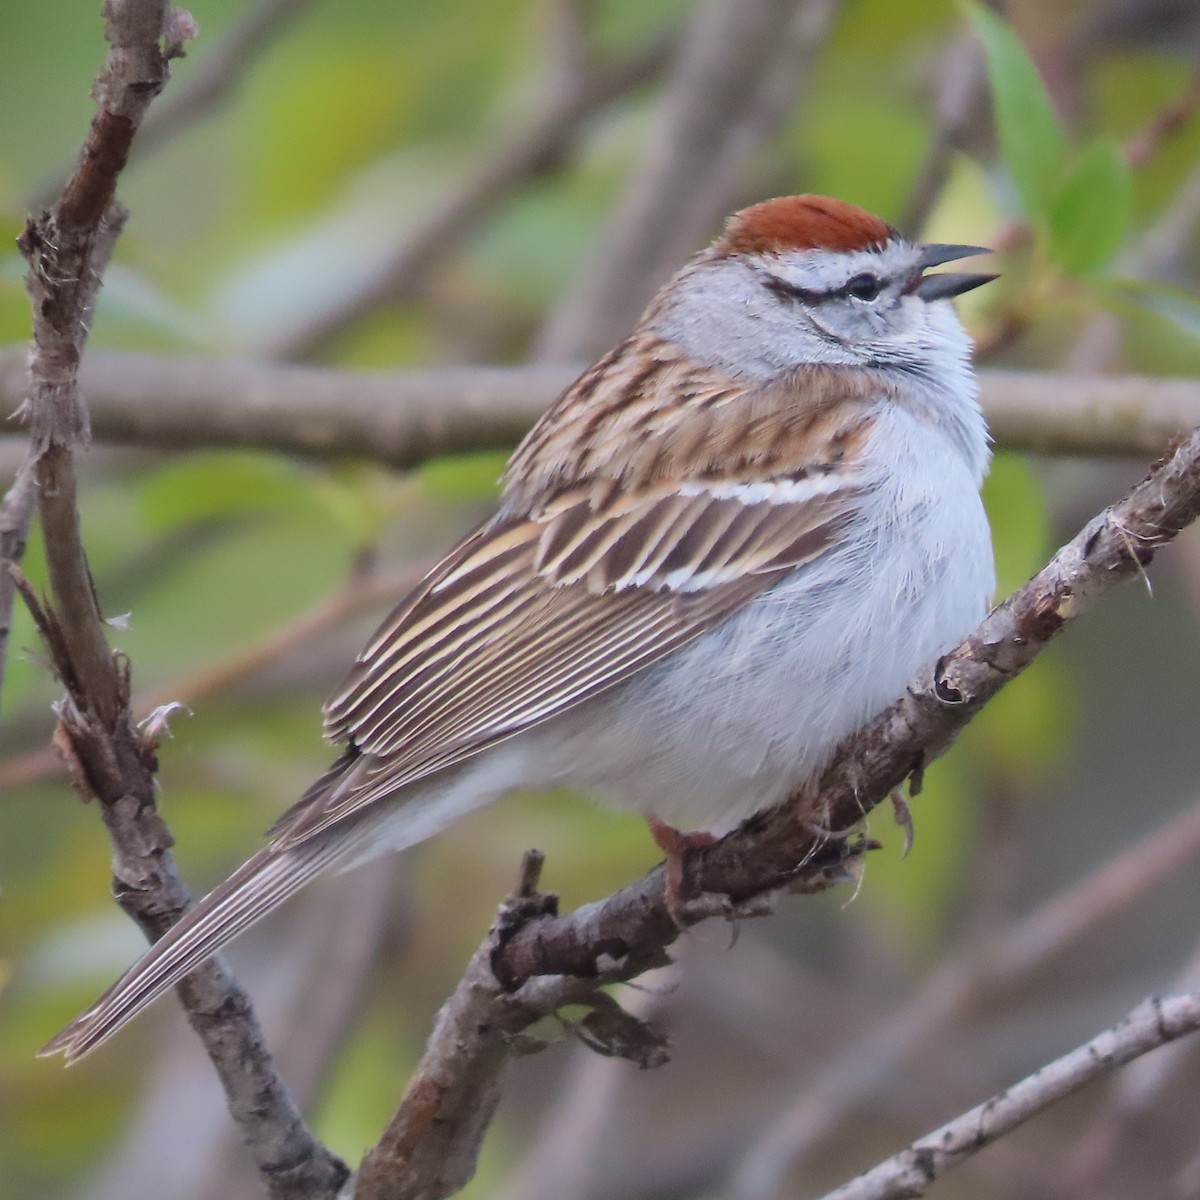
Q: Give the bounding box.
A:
[13,4,346,1196]
[347,421,1200,1199]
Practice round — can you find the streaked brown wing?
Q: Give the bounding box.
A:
[273,475,859,849]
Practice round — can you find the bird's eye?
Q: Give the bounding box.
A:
[845,273,883,301]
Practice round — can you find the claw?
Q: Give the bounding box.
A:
[889,788,914,858]
[800,819,855,842]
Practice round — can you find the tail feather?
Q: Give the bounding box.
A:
[40,836,347,1064]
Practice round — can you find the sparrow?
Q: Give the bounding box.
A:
[43,194,996,1062]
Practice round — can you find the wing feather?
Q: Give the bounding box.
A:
[283,360,887,849]
[277,468,862,849]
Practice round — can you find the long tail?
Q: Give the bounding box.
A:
[40,835,349,1064]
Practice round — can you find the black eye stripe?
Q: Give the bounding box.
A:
[761,275,823,305]
[762,272,885,304]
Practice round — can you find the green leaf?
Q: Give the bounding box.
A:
[970,658,1074,779]
[859,752,977,947]
[982,452,1050,599]
[965,1,1067,221]
[140,452,320,533]
[420,451,508,503]
[1108,278,1200,342]
[1048,140,1132,275]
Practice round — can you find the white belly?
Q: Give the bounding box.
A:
[526,415,995,833]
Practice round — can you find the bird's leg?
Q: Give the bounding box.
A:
[647,817,717,928]
[889,787,915,857]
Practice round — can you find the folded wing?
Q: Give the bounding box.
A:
[278,463,867,848]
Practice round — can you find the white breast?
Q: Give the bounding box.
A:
[526,403,995,833]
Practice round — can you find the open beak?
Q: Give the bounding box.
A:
[915,243,997,302]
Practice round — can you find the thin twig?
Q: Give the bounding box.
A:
[813,993,1200,1200]
[625,0,840,306]
[1044,941,1200,1200]
[351,877,589,1200]
[29,0,318,210]
[1125,62,1200,169]
[495,964,674,1200]
[0,460,38,719]
[136,559,430,714]
[17,4,346,1197]
[0,0,314,700]
[82,861,400,1200]
[0,557,431,792]
[900,26,989,234]
[545,0,599,97]
[725,794,1200,1200]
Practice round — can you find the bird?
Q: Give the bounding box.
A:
[42,194,997,1063]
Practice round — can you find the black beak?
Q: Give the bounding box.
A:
[918,243,991,269]
[915,243,996,302]
[916,271,998,301]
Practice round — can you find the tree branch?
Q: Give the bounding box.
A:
[2,347,1198,468]
[0,559,432,792]
[725,791,1200,1200]
[15,4,346,1197]
[346,419,1200,1198]
[1047,941,1200,1200]
[18,6,1200,1198]
[900,25,989,234]
[1124,61,1200,169]
[814,993,1200,1200]
[496,421,1200,982]
[86,861,401,1200]
[351,853,666,1200]
[29,0,318,210]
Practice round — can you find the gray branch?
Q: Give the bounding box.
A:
[14,4,346,1197]
[29,0,318,210]
[1047,941,1200,1199]
[2,347,1198,469]
[340,416,1200,1198]
[350,854,666,1200]
[900,26,989,234]
[20,6,1200,1200]
[725,792,1200,1199]
[815,994,1200,1200]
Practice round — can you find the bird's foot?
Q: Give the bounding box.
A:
[799,818,856,842]
[647,817,717,929]
[889,787,914,857]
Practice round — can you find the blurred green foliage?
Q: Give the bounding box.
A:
[967,1,1071,221]
[1,0,1198,1196]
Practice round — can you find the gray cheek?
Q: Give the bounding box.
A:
[810,303,891,348]
[647,262,834,377]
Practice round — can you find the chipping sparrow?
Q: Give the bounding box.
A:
[44,194,996,1062]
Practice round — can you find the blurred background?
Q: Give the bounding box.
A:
[2,0,1200,1197]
